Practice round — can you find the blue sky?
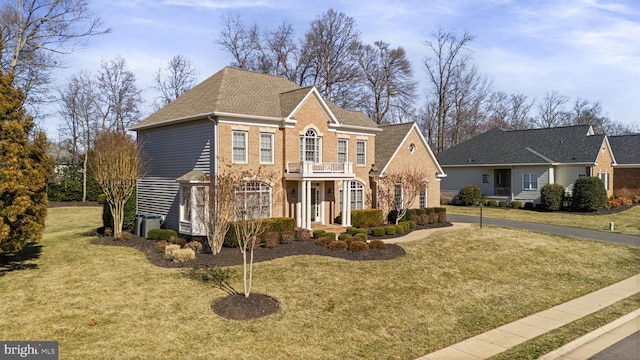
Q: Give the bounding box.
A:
[47,0,640,138]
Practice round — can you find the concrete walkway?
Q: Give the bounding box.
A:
[448,214,640,247]
[417,274,640,359]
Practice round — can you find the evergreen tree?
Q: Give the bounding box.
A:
[0,69,53,252]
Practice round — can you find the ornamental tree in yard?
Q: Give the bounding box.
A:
[0,69,53,253]
[90,131,144,238]
[377,167,427,224]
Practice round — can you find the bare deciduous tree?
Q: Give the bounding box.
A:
[96,57,142,133]
[424,27,475,152]
[536,90,569,128]
[355,41,416,124]
[216,12,260,70]
[377,168,427,224]
[0,0,109,104]
[90,131,144,238]
[152,54,198,108]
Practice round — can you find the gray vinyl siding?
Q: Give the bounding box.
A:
[136,119,214,231]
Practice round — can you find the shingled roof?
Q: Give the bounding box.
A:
[376,122,415,170]
[608,134,640,165]
[436,125,608,166]
[132,67,377,130]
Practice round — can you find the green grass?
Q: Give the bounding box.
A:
[445,204,640,236]
[1,207,639,359]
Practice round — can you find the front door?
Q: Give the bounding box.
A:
[310,186,320,222]
[494,169,511,196]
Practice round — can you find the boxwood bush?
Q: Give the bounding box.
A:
[351,209,383,227]
[147,228,177,240]
[371,227,385,237]
[573,176,607,211]
[540,183,565,211]
[458,185,482,205]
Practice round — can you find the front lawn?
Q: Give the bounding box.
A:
[1,206,639,359]
[445,204,640,236]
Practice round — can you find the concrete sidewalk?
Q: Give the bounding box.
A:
[417,274,640,359]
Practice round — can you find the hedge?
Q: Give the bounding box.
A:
[351,209,383,227]
[224,217,296,247]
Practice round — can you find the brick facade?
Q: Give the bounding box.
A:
[614,168,640,196]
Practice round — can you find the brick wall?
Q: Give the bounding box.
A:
[614,168,640,196]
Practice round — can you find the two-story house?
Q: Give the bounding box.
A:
[132,67,445,235]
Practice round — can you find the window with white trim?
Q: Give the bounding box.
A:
[235,181,272,220]
[522,173,538,190]
[419,183,428,208]
[260,133,274,164]
[394,184,403,209]
[232,131,247,163]
[339,181,365,210]
[180,186,192,222]
[356,140,366,166]
[300,129,321,162]
[598,171,610,190]
[337,139,348,163]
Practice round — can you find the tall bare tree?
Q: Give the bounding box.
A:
[536,90,569,128]
[355,41,416,124]
[448,62,492,146]
[152,54,198,108]
[423,27,475,152]
[58,71,98,201]
[0,0,109,105]
[95,56,142,133]
[90,131,144,238]
[216,12,260,70]
[486,91,534,130]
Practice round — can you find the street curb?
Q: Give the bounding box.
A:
[538,308,640,360]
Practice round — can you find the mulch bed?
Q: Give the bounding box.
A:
[91,233,410,269]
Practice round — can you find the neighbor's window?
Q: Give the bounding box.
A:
[232,131,247,163]
[260,133,274,164]
[356,140,366,166]
[337,139,348,163]
[522,173,538,190]
[482,174,489,184]
[598,171,610,190]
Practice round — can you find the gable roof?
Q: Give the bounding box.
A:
[436,125,608,166]
[132,67,378,130]
[608,134,640,165]
[376,122,445,176]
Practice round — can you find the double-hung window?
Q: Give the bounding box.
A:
[235,181,272,220]
[394,184,403,209]
[356,140,366,166]
[339,181,364,210]
[232,131,247,163]
[300,129,321,162]
[598,171,610,190]
[522,173,538,190]
[260,133,274,164]
[337,139,348,163]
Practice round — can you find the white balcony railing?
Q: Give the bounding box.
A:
[286,161,353,177]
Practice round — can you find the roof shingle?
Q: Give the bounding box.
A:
[608,134,640,165]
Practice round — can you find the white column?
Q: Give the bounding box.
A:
[341,180,348,226]
[320,182,325,225]
[300,181,306,229]
[346,180,352,226]
[305,180,312,229]
[296,181,302,228]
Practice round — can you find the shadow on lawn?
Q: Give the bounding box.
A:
[0,242,42,276]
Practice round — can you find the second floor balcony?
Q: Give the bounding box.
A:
[285,161,354,179]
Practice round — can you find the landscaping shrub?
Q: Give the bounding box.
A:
[315,236,332,246]
[633,195,640,204]
[348,240,369,252]
[264,231,280,248]
[338,233,350,241]
[296,228,311,241]
[424,208,435,214]
[428,213,439,224]
[346,227,358,235]
[185,240,203,252]
[354,232,367,241]
[328,240,347,251]
[325,232,337,240]
[510,201,522,209]
[172,248,196,263]
[498,200,509,207]
[155,241,168,253]
[117,232,132,241]
[607,197,629,209]
[410,214,421,225]
[399,221,410,232]
[169,236,187,247]
[438,212,447,223]
[312,229,326,238]
[540,183,565,211]
[486,200,498,207]
[573,176,607,211]
[395,224,405,234]
[371,227,385,237]
[281,230,296,244]
[261,217,296,234]
[351,209,383,227]
[164,244,181,259]
[407,220,416,229]
[345,236,360,246]
[458,185,482,205]
[419,214,429,226]
[369,240,387,251]
[384,225,396,235]
[524,202,535,210]
[148,228,177,241]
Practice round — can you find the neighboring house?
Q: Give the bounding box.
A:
[375,122,446,208]
[435,125,616,204]
[131,67,443,235]
[608,134,640,196]
[46,142,75,176]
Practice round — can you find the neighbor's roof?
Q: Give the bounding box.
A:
[132,67,377,130]
[608,134,640,165]
[436,125,607,166]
